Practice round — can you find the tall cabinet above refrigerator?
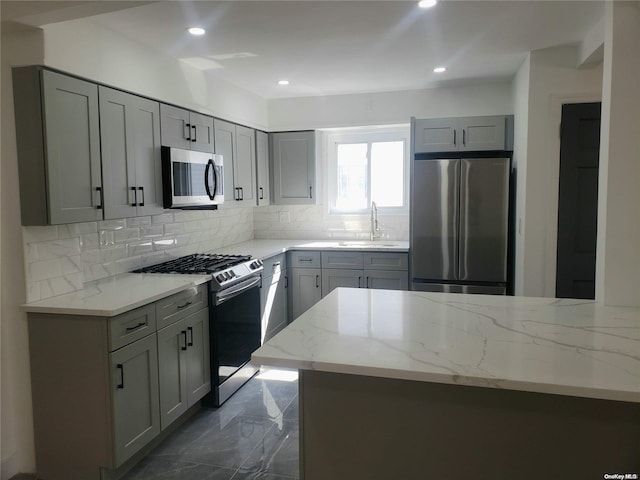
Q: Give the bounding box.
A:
[410,116,514,295]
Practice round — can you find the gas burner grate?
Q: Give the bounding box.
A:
[133,253,251,275]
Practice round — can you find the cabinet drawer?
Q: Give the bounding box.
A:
[363,252,408,271]
[290,251,321,268]
[109,303,157,351]
[321,251,364,269]
[155,284,208,330]
[262,253,287,276]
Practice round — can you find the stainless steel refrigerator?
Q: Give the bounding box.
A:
[410,157,511,294]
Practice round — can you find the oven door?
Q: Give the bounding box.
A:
[209,275,261,405]
[162,146,224,208]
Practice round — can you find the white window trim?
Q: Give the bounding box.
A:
[326,125,410,215]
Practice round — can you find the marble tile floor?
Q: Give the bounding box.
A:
[122,368,300,480]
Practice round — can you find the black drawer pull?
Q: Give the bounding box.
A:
[181,331,188,351]
[125,321,146,332]
[131,186,137,207]
[116,364,124,389]
[177,301,193,309]
[187,326,194,347]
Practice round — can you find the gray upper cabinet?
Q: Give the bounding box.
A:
[256,130,270,206]
[270,131,316,205]
[214,119,256,207]
[99,86,163,219]
[160,103,214,153]
[414,116,507,153]
[13,67,103,225]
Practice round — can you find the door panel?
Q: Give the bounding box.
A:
[132,97,163,216]
[234,125,256,205]
[185,308,211,405]
[413,118,458,153]
[157,320,188,430]
[411,159,459,280]
[556,103,601,299]
[322,269,362,297]
[365,270,408,290]
[214,119,236,203]
[190,111,215,153]
[160,104,190,150]
[458,158,509,283]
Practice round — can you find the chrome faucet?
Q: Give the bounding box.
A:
[370,201,381,241]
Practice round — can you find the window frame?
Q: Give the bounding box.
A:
[327,125,410,215]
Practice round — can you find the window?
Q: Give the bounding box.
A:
[328,126,409,213]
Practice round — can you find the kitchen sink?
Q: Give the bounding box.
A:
[338,241,399,247]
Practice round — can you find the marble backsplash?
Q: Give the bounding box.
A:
[253,205,409,241]
[23,207,254,302]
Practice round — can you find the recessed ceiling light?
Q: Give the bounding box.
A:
[188,27,205,36]
[433,67,446,73]
[278,80,290,86]
[418,0,437,8]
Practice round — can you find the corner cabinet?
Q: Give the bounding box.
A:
[413,116,508,153]
[13,66,103,225]
[270,131,317,205]
[256,130,271,206]
[27,284,210,480]
[99,87,164,219]
[160,103,215,153]
[214,119,257,207]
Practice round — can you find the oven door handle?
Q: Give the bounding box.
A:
[215,275,261,305]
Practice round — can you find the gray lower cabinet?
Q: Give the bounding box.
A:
[27,284,210,480]
[260,254,288,341]
[99,86,163,219]
[13,66,103,225]
[157,307,210,430]
[256,130,270,206]
[290,267,322,321]
[322,268,363,296]
[270,131,316,205]
[160,103,215,153]
[364,270,409,290]
[214,119,257,206]
[413,116,507,153]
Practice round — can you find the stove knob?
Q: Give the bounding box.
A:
[228,271,236,278]
[257,259,263,266]
[216,274,225,283]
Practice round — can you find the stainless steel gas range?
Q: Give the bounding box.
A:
[134,253,264,406]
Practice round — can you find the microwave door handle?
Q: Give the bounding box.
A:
[204,159,215,200]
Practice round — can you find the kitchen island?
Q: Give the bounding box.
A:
[252,288,640,480]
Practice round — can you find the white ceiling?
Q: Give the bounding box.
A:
[3,1,605,100]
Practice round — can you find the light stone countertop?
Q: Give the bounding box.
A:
[21,239,409,316]
[252,288,640,403]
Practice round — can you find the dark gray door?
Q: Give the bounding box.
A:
[459,158,509,283]
[556,103,601,299]
[411,159,460,281]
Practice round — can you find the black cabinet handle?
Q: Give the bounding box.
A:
[177,301,192,309]
[187,326,194,347]
[192,125,197,143]
[235,187,241,201]
[463,129,466,146]
[138,186,145,207]
[259,187,264,200]
[239,187,244,201]
[131,186,137,207]
[125,321,146,332]
[309,185,312,199]
[116,364,124,389]
[366,276,370,288]
[453,130,457,146]
[315,275,319,288]
[186,123,191,140]
[96,186,103,210]
[181,331,188,351]
[358,276,362,288]
[285,276,288,288]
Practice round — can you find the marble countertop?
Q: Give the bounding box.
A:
[252,288,640,403]
[21,239,408,316]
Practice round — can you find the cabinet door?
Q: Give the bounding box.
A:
[214,119,237,203]
[110,334,160,465]
[160,103,191,150]
[291,268,322,320]
[190,111,215,153]
[184,308,211,406]
[271,131,316,205]
[321,251,364,269]
[261,270,288,342]
[234,125,257,206]
[42,70,103,224]
[459,116,506,151]
[364,270,408,290]
[132,96,163,216]
[414,118,458,153]
[99,86,137,219]
[363,252,408,271]
[322,268,362,297]
[157,320,188,430]
[256,130,270,206]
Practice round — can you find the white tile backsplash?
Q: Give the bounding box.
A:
[23,207,255,302]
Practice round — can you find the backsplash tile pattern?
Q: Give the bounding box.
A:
[253,205,409,241]
[23,208,254,302]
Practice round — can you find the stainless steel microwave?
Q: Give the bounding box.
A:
[162,146,224,208]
